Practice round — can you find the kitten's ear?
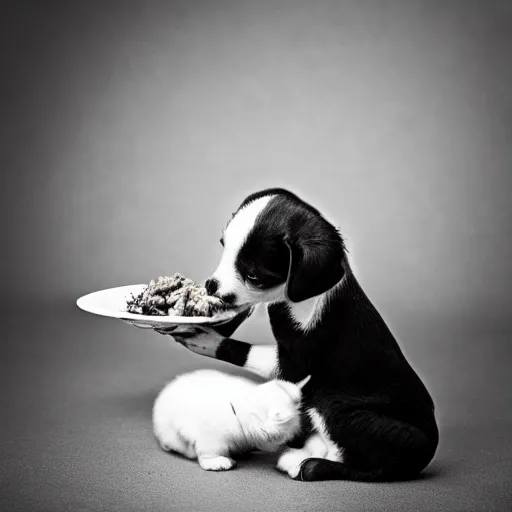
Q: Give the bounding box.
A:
[296,375,311,390]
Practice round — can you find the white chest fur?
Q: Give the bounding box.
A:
[285,293,326,332]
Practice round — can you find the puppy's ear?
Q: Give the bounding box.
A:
[284,234,345,303]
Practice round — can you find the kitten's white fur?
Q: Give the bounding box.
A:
[153,369,310,471]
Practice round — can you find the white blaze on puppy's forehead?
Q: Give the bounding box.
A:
[224,195,274,250]
[214,195,274,293]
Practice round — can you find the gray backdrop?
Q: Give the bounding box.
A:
[2,1,512,511]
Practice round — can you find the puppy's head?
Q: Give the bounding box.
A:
[206,188,346,307]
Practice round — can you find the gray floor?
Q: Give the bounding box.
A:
[2,303,511,512]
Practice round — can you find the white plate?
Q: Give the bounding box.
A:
[76,284,247,329]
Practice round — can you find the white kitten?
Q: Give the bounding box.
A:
[153,369,310,471]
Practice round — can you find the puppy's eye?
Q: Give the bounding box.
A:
[219,238,224,247]
[246,273,262,285]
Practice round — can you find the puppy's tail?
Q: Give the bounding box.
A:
[297,459,413,482]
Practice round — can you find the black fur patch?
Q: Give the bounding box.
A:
[221,293,237,305]
[215,338,251,368]
[234,191,346,301]
[211,307,255,338]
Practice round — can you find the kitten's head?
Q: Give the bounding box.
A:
[244,375,310,446]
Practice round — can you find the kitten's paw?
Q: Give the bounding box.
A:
[276,449,309,479]
[159,442,171,452]
[199,456,236,471]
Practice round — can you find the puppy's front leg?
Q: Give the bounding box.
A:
[156,325,278,380]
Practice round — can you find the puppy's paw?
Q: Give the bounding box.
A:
[276,448,309,479]
[296,457,323,481]
[199,456,236,471]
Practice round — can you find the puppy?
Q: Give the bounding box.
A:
[166,188,439,482]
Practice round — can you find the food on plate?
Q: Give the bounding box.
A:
[126,273,229,317]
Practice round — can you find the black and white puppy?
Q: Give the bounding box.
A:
[166,188,439,482]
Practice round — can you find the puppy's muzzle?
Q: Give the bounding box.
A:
[205,278,237,306]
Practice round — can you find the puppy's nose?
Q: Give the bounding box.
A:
[205,278,219,296]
